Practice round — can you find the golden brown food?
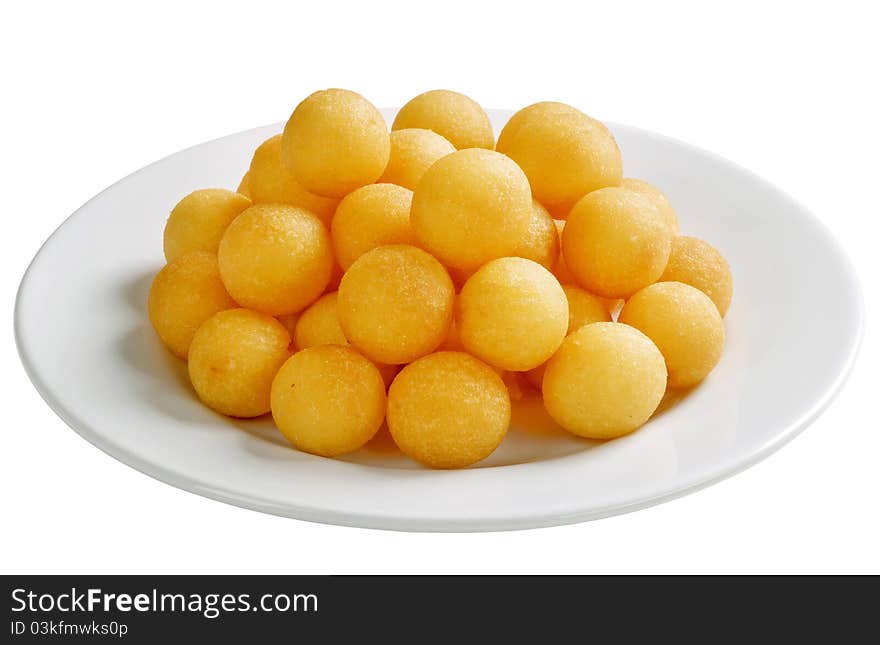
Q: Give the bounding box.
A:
[163,189,251,262]
[457,257,568,371]
[392,90,494,150]
[330,183,416,270]
[188,308,291,417]
[217,204,333,316]
[543,322,666,438]
[410,148,532,272]
[337,244,454,364]
[496,102,622,218]
[148,88,736,469]
[387,352,510,468]
[271,345,386,457]
[561,186,673,298]
[281,89,390,197]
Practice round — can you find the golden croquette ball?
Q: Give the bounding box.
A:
[337,244,454,364]
[387,352,510,468]
[247,134,339,226]
[163,189,251,262]
[514,200,559,270]
[523,284,612,389]
[620,178,679,234]
[188,309,291,418]
[281,89,390,198]
[619,281,725,388]
[147,251,237,359]
[330,183,416,270]
[562,186,673,298]
[293,292,347,349]
[458,257,568,371]
[410,148,533,272]
[218,204,333,316]
[660,236,733,316]
[378,128,456,190]
[543,322,667,439]
[271,345,386,457]
[496,102,622,218]
[237,171,252,199]
[392,90,494,150]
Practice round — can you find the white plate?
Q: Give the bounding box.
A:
[15,109,864,531]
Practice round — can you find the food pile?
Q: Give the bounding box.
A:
[148,88,732,469]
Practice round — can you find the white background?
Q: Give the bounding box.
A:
[2,1,877,574]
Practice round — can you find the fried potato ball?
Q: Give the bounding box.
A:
[218,204,333,316]
[337,244,454,364]
[562,186,673,298]
[163,189,251,262]
[458,257,568,371]
[148,251,237,359]
[188,309,291,417]
[496,102,622,218]
[619,281,725,388]
[621,178,679,234]
[410,148,532,272]
[660,236,733,316]
[247,134,339,226]
[293,292,347,349]
[392,90,494,150]
[281,89,390,197]
[387,352,510,468]
[378,128,456,190]
[330,183,416,270]
[271,345,386,457]
[543,322,666,439]
[524,284,613,388]
[514,200,559,270]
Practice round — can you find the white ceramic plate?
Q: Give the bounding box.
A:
[15,109,864,531]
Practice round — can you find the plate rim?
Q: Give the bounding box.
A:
[14,114,866,532]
